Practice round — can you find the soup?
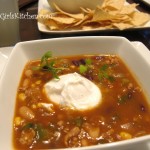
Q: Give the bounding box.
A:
[13,52,150,149]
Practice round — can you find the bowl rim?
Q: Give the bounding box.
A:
[0,36,150,150]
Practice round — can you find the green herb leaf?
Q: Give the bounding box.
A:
[34,124,47,140]
[79,65,88,74]
[41,51,52,66]
[85,58,92,65]
[118,95,128,104]
[100,64,109,71]
[74,116,84,127]
[98,64,115,82]
[79,58,92,74]
[22,123,50,140]
[98,73,103,81]
[108,75,115,82]
[22,122,35,130]
[103,71,109,79]
[32,51,64,79]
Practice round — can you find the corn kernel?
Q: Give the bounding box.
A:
[120,132,132,140]
[18,93,26,101]
[37,103,42,108]
[14,117,22,126]
[36,80,41,85]
[70,65,75,69]
[31,84,35,87]
[42,88,45,94]
[31,104,37,109]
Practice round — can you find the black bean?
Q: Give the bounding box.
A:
[98,138,109,144]
[42,66,49,70]
[72,60,80,66]
[79,59,86,65]
[140,104,146,112]
[85,75,93,80]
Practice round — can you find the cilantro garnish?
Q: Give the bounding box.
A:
[98,64,115,82]
[32,51,63,79]
[79,58,92,74]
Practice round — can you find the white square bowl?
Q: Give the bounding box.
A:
[0,36,150,150]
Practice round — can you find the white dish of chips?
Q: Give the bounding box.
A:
[140,0,150,6]
[37,0,150,34]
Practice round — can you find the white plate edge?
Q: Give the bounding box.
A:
[141,0,150,5]
[0,47,13,76]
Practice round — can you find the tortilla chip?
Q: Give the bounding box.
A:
[113,22,133,30]
[111,15,131,23]
[47,20,59,30]
[120,3,138,15]
[92,8,115,22]
[130,12,150,26]
[53,3,84,20]
[73,13,93,27]
[102,0,125,11]
[50,15,76,24]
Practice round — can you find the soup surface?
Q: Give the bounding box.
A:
[13,53,150,149]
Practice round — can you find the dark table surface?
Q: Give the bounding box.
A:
[19,0,150,49]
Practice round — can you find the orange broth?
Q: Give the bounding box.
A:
[13,54,150,149]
